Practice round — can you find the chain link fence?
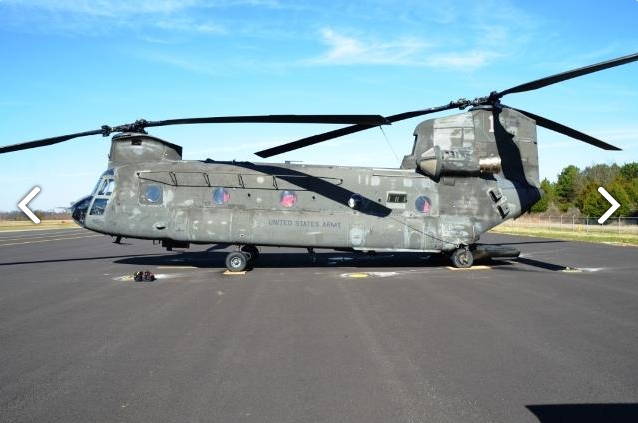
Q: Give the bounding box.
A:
[499,215,638,235]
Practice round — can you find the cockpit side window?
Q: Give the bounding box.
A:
[89,198,108,215]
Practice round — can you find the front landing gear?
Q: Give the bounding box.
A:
[450,247,474,268]
[224,245,260,272]
[225,251,248,272]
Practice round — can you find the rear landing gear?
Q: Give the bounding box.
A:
[450,247,473,268]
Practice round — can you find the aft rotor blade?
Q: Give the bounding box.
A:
[510,107,621,151]
[0,129,104,154]
[144,115,390,127]
[497,52,638,98]
[254,123,375,158]
[255,102,463,158]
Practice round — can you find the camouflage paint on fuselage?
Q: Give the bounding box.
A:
[78,107,542,253]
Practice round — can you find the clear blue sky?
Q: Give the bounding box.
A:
[1,0,637,211]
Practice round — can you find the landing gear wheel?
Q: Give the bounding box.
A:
[240,245,260,263]
[225,251,248,272]
[450,247,473,268]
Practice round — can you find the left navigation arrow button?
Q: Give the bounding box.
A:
[18,187,41,224]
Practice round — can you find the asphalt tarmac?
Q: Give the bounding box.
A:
[0,228,637,422]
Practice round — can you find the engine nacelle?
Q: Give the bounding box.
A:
[417,146,501,180]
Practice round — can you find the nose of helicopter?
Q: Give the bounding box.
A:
[70,195,92,227]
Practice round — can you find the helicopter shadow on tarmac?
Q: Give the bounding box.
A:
[115,249,450,270]
[113,246,528,271]
[107,237,578,272]
[526,403,638,423]
[0,243,567,272]
[0,253,166,267]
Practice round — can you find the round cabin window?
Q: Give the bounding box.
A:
[414,195,432,214]
[212,187,230,205]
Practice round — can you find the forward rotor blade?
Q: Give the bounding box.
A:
[144,114,390,127]
[0,129,104,154]
[510,107,621,151]
[0,114,390,155]
[255,102,463,158]
[497,52,638,98]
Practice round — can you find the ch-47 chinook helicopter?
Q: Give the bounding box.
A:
[2,52,637,271]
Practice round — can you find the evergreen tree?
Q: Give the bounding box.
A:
[581,182,608,216]
[619,162,638,179]
[555,165,582,212]
[607,179,632,217]
[530,178,555,212]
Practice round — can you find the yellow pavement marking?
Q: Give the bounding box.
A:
[114,275,136,281]
[223,270,247,276]
[445,265,491,270]
[347,273,370,278]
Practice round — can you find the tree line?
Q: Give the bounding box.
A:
[531,162,638,217]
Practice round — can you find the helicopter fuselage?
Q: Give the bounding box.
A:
[71,108,542,259]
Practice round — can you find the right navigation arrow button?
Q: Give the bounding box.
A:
[597,187,620,224]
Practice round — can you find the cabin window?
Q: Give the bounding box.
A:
[140,183,163,205]
[414,195,432,214]
[280,190,298,208]
[212,187,230,205]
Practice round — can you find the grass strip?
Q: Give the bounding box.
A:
[0,220,79,232]
[490,225,638,246]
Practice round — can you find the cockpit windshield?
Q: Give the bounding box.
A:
[96,179,115,196]
[91,169,115,196]
[89,170,115,216]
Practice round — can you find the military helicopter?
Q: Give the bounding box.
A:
[2,52,637,271]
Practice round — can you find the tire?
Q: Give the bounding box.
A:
[226,251,248,272]
[240,245,260,263]
[450,248,473,268]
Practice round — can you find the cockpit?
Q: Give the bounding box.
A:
[71,169,116,226]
